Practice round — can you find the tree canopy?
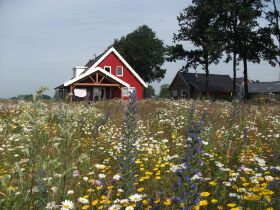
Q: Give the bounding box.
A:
[143,85,155,99]
[159,84,170,98]
[166,0,223,95]
[112,25,166,83]
[167,0,279,100]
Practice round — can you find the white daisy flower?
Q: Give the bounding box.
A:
[113,174,121,181]
[77,197,89,204]
[67,190,74,195]
[95,164,106,169]
[60,200,74,210]
[108,204,121,210]
[129,194,143,202]
[98,174,106,179]
[46,201,56,209]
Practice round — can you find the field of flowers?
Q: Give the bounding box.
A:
[0,93,280,210]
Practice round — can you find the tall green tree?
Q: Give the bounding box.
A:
[159,84,170,98]
[229,0,278,99]
[216,0,240,97]
[143,85,155,99]
[112,25,166,83]
[212,0,279,99]
[265,0,280,65]
[166,0,223,96]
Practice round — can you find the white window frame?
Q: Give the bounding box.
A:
[181,90,187,97]
[116,66,123,76]
[122,87,136,97]
[104,66,111,73]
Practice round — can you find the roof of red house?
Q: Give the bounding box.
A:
[57,47,148,88]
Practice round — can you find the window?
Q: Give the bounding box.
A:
[172,90,178,97]
[116,66,123,76]
[104,66,111,73]
[122,87,136,96]
[181,90,187,97]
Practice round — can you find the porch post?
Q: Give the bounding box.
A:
[70,85,73,102]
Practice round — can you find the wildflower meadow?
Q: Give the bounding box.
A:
[0,91,280,210]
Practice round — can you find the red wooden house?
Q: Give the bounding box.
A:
[55,47,148,101]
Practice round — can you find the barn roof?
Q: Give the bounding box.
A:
[178,72,233,93]
[249,81,280,93]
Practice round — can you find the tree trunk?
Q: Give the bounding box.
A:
[273,0,280,44]
[272,0,280,66]
[232,10,238,98]
[205,51,209,99]
[232,52,237,98]
[243,57,249,100]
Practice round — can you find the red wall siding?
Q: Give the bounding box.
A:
[97,52,144,100]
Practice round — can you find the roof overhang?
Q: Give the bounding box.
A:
[63,67,130,87]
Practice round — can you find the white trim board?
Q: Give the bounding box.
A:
[64,67,130,87]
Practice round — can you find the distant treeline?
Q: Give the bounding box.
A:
[10,94,52,100]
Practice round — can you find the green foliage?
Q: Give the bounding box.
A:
[214,0,278,99]
[143,85,155,99]
[159,84,170,98]
[112,25,166,83]
[166,0,223,94]
[265,0,280,65]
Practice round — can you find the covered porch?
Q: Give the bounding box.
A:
[56,68,129,102]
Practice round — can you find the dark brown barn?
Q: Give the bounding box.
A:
[169,72,233,99]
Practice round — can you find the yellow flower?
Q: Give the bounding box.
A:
[211,199,218,204]
[227,203,237,207]
[164,199,171,206]
[97,206,103,209]
[199,200,208,206]
[200,192,210,197]
[92,200,99,206]
[155,176,161,180]
[87,188,94,193]
[107,185,113,190]
[209,181,217,186]
[137,187,144,192]
[100,195,106,200]
[82,205,90,210]
[142,199,148,205]
[217,206,223,209]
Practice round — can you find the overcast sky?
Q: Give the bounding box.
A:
[0,0,279,98]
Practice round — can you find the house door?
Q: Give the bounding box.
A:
[93,87,106,101]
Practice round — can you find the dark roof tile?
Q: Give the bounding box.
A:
[179,72,233,92]
[249,81,280,93]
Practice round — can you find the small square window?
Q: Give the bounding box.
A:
[116,66,123,76]
[122,87,136,96]
[104,66,111,73]
[181,90,187,97]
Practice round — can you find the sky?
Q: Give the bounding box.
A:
[0,0,279,98]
